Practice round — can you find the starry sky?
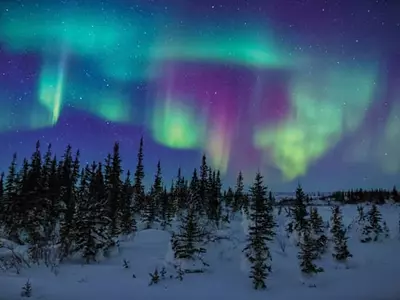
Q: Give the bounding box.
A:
[0,0,399,192]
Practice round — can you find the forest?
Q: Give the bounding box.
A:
[0,138,396,293]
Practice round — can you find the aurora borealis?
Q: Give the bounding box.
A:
[0,0,399,191]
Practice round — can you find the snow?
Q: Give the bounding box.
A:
[1,203,400,300]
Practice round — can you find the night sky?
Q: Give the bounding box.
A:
[0,0,399,192]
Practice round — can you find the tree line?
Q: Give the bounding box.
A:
[0,139,392,290]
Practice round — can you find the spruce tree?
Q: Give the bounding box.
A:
[199,155,208,208]
[152,161,163,195]
[330,206,341,236]
[369,204,383,239]
[391,186,398,202]
[288,184,308,244]
[224,187,234,221]
[174,167,187,213]
[234,171,245,214]
[120,170,135,235]
[141,194,154,228]
[189,168,202,212]
[243,172,275,290]
[73,165,95,263]
[47,155,61,240]
[361,204,383,242]
[208,170,222,227]
[59,146,80,260]
[41,144,55,241]
[354,205,367,240]
[242,194,250,217]
[93,162,113,250]
[74,162,112,263]
[171,206,207,269]
[3,153,19,242]
[331,206,352,262]
[160,188,173,230]
[26,140,44,246]
[105,142,124,236]
[268,191,275,205]
[293,184,308,233]
[133,137,145,214]
[11,158,29,244]
[142,161,163,228]
[298,228,323,281]
[0,172,4,226]
[356,205,365,224]
[310,207,328,256]
[310,207,324,234]
[224,187,234,209]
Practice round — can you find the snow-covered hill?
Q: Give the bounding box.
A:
[1,203,400,300]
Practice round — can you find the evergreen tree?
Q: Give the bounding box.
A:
[293,184,308,233]
[310,207,328,256]
[361,204,383,242]
[105,142,124,236]
[288,184,308,243]
[189,168,202,212]
[59,147,80,260]
[160,187,173,230]
[224,187,234,208]
[25,140,44,245]
[171,206,207,267]
[392,186,399,202]
[133,137,145,214]
[73,165,94,262]
[330,206,341,236]
[152,161,163,217]
[41,144,56,241]
[224,187,234,220]
[142,161,163,228]
[353,205,366,239]
[298,228,324,280]
[268,191,275,206]
[3,153,19,241]
[242,194,250,217]
[12,159,30,243]
[0,172,4,226]
[73,163,111,263]
[310,207,324,235]
[47,155,61,237]
[189,168,198,192]
[120,170,135,235]
[356,205,365,224]
[243,172,275,290]
[369,204,383,238]
[142,196,156,230]
[331,206,352,262]
[199,154,208,208]
[174,167,187,213]
[208,170,222,227]
[234,171,245,214]
[93,163,113,249]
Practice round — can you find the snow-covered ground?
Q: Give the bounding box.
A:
[1,203,400,300]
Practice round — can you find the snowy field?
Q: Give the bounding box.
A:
[1,202,400,300]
